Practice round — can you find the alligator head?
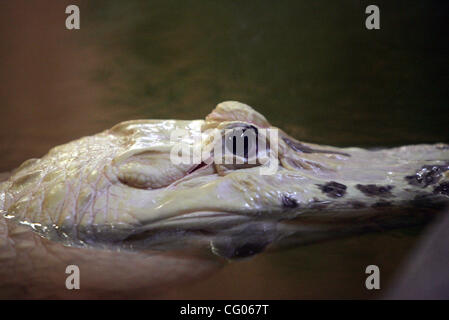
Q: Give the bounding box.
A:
[1,101,448,258]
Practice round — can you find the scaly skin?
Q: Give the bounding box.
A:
[0,101,448,257]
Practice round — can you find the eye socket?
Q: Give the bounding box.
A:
[223,125,258,161]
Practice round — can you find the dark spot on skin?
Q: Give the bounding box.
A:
[433,182,449,196]
[282,137,350,157]
[317,181,347,198]
[281,194,299,208]
[405,163,449,188]
[350,201,367,209]
[356,184,394,197]
[372,201,392,208]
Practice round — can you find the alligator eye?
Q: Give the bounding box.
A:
[223,125,258,161]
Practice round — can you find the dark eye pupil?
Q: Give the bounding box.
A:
[226,126,258,160]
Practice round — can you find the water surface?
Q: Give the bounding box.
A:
[0,0,447,298]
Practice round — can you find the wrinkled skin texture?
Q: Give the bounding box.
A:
[1,101,449,297]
